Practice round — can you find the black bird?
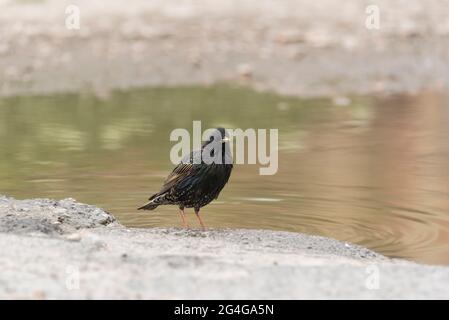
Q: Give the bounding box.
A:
[138,128,233,230]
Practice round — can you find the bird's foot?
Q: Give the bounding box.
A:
[179,208,190,229]
[194,209,207,231]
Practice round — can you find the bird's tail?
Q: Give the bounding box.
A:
[137,193,165,210]
[137,200,159,210]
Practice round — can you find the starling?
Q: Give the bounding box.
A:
[138,128,233,230]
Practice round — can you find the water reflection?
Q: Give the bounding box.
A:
[0,86,448,265]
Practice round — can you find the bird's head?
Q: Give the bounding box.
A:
[201,127,233,164]
[203,127,230,146]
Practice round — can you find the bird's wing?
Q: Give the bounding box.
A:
[149,150,200,200]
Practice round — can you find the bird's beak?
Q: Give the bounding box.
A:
[222,137,230,143]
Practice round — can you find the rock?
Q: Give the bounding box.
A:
[332,96,351,106]
[0,196,116,236]
[275,30,305,44]
[64,233,82,242]
[237,63,253,79]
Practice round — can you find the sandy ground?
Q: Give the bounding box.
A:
[1,195,449,299]
[1,0,449,98]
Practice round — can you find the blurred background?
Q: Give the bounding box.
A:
[0,0,448,265]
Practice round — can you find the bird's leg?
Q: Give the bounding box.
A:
[194,208,206,231]
[178,207,189,229]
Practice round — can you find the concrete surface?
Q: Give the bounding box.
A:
[1,195,449,299]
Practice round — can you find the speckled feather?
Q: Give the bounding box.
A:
[138,128,233,211]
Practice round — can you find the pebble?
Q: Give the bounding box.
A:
[332,96,351,106]
[237,63,252,79]
[65,233,82,242]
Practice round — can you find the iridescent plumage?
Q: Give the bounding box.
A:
[138,128,233,229]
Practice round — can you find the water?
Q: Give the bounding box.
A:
[1,86,448,265]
